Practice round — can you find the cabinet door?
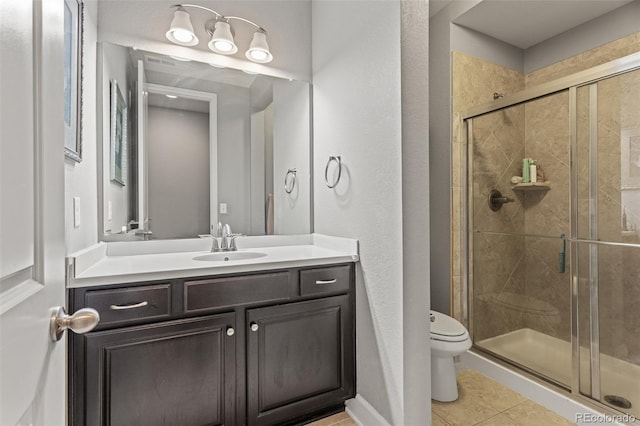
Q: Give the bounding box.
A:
[82,314,236,426]
[247,295,354,425]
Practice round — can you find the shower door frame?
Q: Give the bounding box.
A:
[461,51,640,410]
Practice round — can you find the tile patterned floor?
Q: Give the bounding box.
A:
[432,371,576,426]
[307,370,576,426]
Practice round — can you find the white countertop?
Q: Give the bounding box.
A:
[68,234,359,288]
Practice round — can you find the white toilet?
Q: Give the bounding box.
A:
[430,310,472,402]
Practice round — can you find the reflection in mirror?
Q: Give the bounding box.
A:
[97,42,311,240]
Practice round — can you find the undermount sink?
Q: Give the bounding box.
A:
[192,251,268,262]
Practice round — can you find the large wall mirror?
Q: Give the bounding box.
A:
[97,42,312,240]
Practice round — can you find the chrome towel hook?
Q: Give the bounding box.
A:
[325,156,342,188]
[284,168,297,194]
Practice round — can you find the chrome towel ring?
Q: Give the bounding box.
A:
[284,168,297,194]
[325,156,342,188]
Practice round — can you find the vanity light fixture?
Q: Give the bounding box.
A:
[166,4,273,64]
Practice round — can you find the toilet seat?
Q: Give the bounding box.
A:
[430,310,470,342]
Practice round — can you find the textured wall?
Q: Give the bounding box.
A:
[312,0,404,422]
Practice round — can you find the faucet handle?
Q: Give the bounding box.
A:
[211,237,221,252]
[228,234,243,251]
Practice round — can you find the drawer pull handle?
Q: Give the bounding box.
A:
[109,301,149,310]
[315,279,337,285]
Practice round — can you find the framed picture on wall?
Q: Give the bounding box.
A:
[63,0,84,162]
[110,79,127,186]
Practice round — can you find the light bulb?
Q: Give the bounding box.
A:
[214,40,234,53]
[208,21,238,55]
[165,8,199,46]
[249,50,268,61]
[172,29,194,44]
[245,31,272,63]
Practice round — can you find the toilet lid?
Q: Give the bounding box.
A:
[429,310,468,341]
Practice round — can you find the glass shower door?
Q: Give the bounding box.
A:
[469,91,573,388]
[575,67,640,418]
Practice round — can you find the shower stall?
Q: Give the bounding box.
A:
[463,52,640,418]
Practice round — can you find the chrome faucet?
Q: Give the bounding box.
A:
[211,223,241,252]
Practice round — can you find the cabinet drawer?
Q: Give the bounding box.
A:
[184,272,290,313]
[85,283,171,328]
[299,265,351,296]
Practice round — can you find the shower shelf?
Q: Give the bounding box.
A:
[511,181,551,191]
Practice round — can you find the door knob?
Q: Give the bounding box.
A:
[50,307,100,342]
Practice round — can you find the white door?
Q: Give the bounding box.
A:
[1,1,67,424]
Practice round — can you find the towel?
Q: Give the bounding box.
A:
[266,193,274,235]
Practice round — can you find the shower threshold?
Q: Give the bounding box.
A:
[477,328,640,419]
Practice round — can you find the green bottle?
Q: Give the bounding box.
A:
[522,158,530,183]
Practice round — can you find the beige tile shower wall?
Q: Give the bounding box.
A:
[451,52,525,335]
[470,105,527,341]
[452,33,640,347]
[595,66,640,364]
[521,92,571,342]
[522,33,640,361]
[526,33,640,86]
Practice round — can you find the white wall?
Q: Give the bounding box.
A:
[250,111,266,235]
[99,43,132,234]
[147,106,210,239]
[216,85,252,234]
[429,0,481,315]
[452,24,524,71]
[524,0,640,73]
[272,80,311,234]
[313,2,431,424]
[399,1,431,423]
[265,104,274,227]
[65,0,99,253]
[313,0,404,423]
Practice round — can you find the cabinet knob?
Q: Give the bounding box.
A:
[226,327,235,336]
[250,322,259,332]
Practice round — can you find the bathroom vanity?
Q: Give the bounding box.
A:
[67,235,357,426]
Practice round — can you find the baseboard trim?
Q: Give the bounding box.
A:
[345,394,390,426]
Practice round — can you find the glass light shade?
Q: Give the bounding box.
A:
[208,21,238,55]
[165,8,199,46]
[246,31,273,63]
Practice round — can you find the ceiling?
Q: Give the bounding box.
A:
[444,0,635,49]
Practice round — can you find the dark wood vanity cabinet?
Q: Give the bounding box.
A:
[69,264,355,426]
[246,295,354,426]
[83,314,236,426]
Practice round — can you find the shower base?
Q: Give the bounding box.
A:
[478,328,640,418]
